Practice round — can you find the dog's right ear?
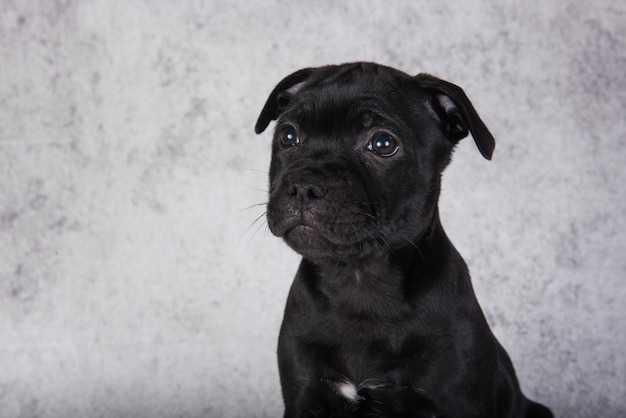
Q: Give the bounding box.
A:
[255,68,315,134]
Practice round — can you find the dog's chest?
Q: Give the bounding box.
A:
[310,325,431,403]
[289,261,432,378]
[316,300,423,383]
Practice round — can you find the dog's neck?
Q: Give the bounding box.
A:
[297,211,463,317]
[313,209,450,272]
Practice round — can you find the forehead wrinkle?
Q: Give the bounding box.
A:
[313,93,396,132]
[280,87,412,140]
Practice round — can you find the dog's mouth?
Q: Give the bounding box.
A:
[277,215,383,260]
[266,169,388,259]
[284,224,320,243]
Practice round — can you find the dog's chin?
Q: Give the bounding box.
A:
[283,225,378,260]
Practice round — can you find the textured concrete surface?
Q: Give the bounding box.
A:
[1,1,624,417]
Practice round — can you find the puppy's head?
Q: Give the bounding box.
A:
[255,63,494,261]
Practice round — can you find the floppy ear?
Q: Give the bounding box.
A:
[415,73,495,160]
[254,68,315,134]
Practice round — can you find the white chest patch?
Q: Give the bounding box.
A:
[337,380,362,402]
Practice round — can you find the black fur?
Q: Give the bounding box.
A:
[255,62,552,418]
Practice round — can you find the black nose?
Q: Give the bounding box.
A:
[288,182,327,201]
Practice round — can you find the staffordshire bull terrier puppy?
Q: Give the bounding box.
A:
[255,62,552,418]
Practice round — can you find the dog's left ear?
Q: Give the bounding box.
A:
[416,74,495,160]
[255,68,315,134]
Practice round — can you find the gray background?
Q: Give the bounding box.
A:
[1,1,624,417]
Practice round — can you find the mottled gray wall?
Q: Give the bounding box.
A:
[1,1,624,417]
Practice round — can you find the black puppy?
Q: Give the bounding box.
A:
[255,62,552,418]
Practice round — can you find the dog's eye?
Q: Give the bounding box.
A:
[279,126,300,147]
[368,134,399,157]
